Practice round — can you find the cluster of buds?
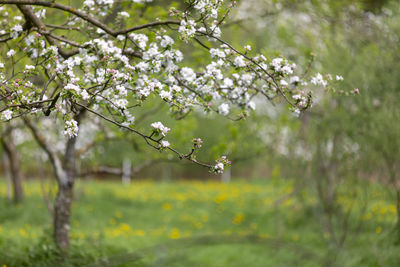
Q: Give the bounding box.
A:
[212,156,231,174]
[192,138,203,149]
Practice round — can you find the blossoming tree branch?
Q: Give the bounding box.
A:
[0,0,345,250]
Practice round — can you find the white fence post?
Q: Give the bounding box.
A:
[122,158,131,185]
[221,167,231,183]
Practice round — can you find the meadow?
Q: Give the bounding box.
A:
[0,178,399,267]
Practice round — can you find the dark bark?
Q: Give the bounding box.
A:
[1,130,24,203]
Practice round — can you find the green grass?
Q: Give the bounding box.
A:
[0,178,399,266]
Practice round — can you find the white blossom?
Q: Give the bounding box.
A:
[118,11,130,17]
[248,101,256,110]
[161,140,170,148]
[1,110,13,121]
[11,24,23,38]
[244,45,252,51]
[81,90,90,100]
[218,103,230,116]
[115,98,128,109]
[6,49,15,57]
[214,162,224,173]
[160,35,174,48]
[159,90,173,101]
[151,121,170,136]
[180,67,196,82]
[83,0,95,7]
[25,65,35,70]
[271,58,283,71]
[311,73,327,87]
[290,76,300,84]
[63,119,79,138]
[234,56,246,67]
[65,83,81,93]
[179,20,196,39]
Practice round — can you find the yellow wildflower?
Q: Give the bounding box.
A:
[19,228,27,237]
[162,203,173,211]
[169,228,180,239]
[120,223,131,232]
[376,226,382,234]
[233,213,244,225]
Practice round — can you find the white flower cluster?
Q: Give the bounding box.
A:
[161,140,170,148]
[130,33,148,50]
[214,162,224,173]
[118,11,130,18]
[10,24,23,39]
[180,67,196,83]
[25,65,35,71]
[63,119,79,138]
[271,57,295,75]
[1,110,13,121]
[218,103,230,116]
[194,0,223,19]
[6,49,15,57]
[311,73,328,88]
[151,122,170,136]
[179,20,197,39]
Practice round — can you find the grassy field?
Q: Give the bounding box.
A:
[0,178,399,266]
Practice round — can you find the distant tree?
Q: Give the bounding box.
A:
[1,123,24,202]
[237,0,400,244]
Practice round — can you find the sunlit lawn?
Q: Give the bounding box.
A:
[0,178,399,266]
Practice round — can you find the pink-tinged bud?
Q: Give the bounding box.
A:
[354,88,360,94]
[36,33,41,37]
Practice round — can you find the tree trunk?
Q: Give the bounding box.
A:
[54,181,74,251]
[23,112,84,252]
[396,189,400,241]
[387,163,400,241]
[54,135,77,252]
[3,153,12,201]
[1,130,24,202]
